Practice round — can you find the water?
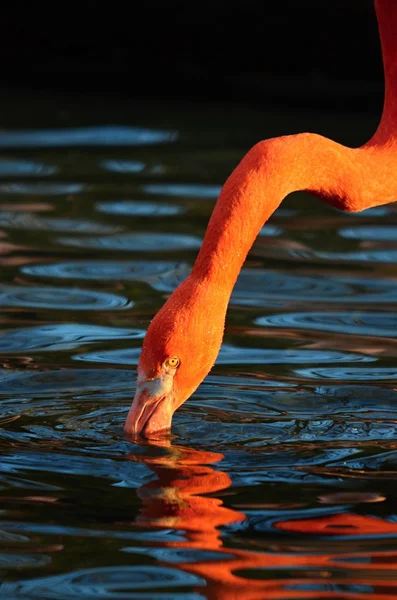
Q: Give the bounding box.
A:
[0,92,397,598]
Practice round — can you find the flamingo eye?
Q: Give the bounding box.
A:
[165,356,180,369]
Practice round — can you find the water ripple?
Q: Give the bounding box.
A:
[176,417,397,447]
[256,311,397,336]
[0,324,144,353]
[0,552,51,568]
[232,270,397,306]
[197,382,397,417]
[73,344,374,366]
[56,233,202,252]
[24,265,397,308]
[0,183,85,195]
[258,225,282,237]
[260,247,397,264]
[0,212,120,233]
[100,159,146,173]
[0,522,185,542]
[122,547,233,563]
[73,348,140,365]
[2,101,397,598]
[0,159,56,176]
[294,367,397,381]
[0,285,132,311]
[0,126,177,148]
[0,566,205,599]
[96,200,184,217]
[0,368,133,396]
[20,260,190,285]
[142,183,221,198]
[315,249,397,264]
[100,159,167,175]
[340,226,397,240]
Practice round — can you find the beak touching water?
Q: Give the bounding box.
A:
[124,373,175,437]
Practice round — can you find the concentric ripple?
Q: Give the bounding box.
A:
[294,367,397,381]
[22,265,397,307]
[22,264,397,305]
[256,311,397,336]
[218,345,374,365]
[316,249,397,264]
[0,285,132,311]
[0,566,204,599]
[56,233,202,252]
[232,270,349,307]
[73,348,141,365]
[20,260,191,286]
[72,344,374,366]
[0,324,144,353]
[232,270,397,306]
[314,249,397,264]
[257,247,397,264]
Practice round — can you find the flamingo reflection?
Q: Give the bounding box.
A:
[128,442,397,599]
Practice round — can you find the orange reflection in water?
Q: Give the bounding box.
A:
[127,442,397,600]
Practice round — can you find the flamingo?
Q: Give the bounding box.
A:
[125,0,397,437]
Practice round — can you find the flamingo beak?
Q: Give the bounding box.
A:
[124,374,174,437]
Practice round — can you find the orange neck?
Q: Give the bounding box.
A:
[191,0,397,291]
[191,135,360,289]
[373,0,397,142]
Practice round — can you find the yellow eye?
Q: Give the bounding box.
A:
[165,356,180,369]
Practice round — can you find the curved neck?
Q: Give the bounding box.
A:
[191,134,361,289]
[372,0,397,141]
[191,0,397,292]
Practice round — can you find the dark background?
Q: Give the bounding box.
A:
[1,1,383,113]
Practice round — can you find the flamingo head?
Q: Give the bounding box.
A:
[124,278,226,437]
